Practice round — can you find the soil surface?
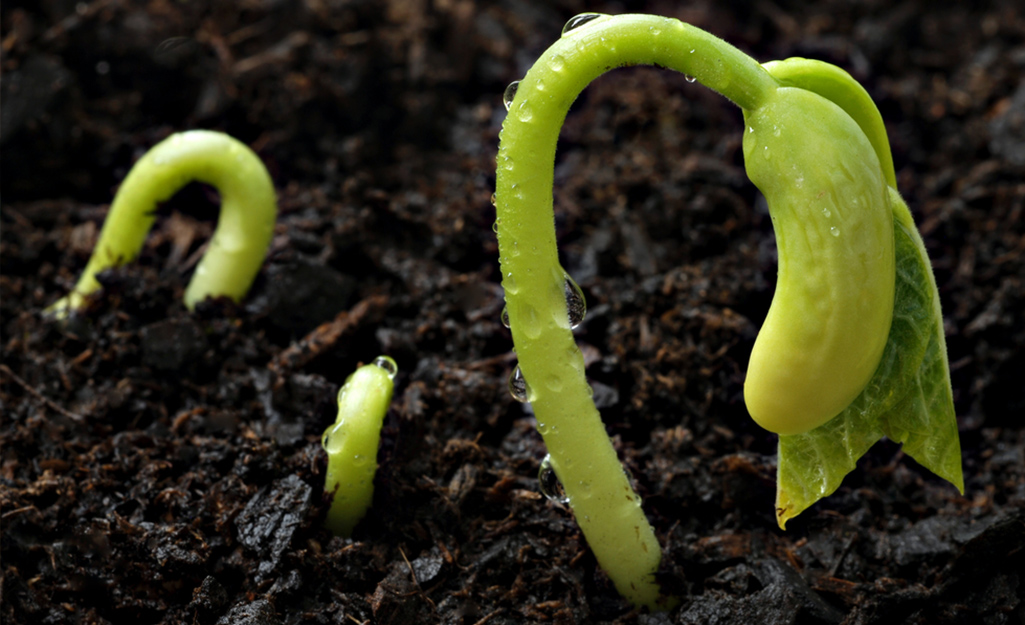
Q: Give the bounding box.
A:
[2,1,1024,624]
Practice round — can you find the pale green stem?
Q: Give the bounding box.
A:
[322,357,398,537]
[496,14,777,608]
[47,130,277,317]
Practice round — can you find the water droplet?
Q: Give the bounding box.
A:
[748,126,754,134]
[490,192,497,206]
[550,54,565,72]
[762,145,771,159]
[500,306,510,328]
[508,366,531,402]
[562,13,604,36]
[684,75,696,83]
[492,218,500,233]
[830,226,840,237]
[564,274,586,328]
[538,455,569,504]
[372,355,398,379]
[516,101,533,123]
[536,78,546,91]
[650,26,662,36]
[522,304,541,339]
[546,374,563,393]
[352,453,369,466]
[822,207,831,218]
[321,422,345,454]
[503,81,519,111]
[577,480,592,498]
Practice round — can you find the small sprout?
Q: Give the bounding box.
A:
[322,356,397,537]
[495,13,961,609]
[47,130,277,318]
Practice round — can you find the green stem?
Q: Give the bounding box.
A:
[496,14,776,608]
[322,356,398,537]
[48,130,277,317]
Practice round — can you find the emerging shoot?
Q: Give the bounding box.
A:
[322,356,398,537]
[495,13,962,608]
[47,130,277,317]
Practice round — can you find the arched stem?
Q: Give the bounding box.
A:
[495,14,777,608]
[48,130,277,317]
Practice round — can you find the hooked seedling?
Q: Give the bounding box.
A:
[321,356,398,537]
[495,13,962,608]
[47,130,277,318]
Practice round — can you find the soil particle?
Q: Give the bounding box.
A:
[216,598,280,625]
[249,260,357,339]
[236,474,313,579]
[140,318,209,372]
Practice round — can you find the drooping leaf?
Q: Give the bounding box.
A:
[776,191,962,528]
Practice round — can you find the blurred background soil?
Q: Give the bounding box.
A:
[2,1,1023,623]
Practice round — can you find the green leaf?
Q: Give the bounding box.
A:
[776,190,963,529]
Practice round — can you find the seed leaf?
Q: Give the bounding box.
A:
[776,193,963,528]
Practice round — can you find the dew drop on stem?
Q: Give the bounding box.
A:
[321,422,345,454]
[508,365,531,402]
[372,355,398,380]
[564,273,586,328]
[516,101,534,123]
[503,81,519,111]
[500,306,510,328]
[561,13,605,36]
[684,75,696,83]
[538,454,569,504]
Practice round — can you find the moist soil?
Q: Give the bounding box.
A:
[2,1,1024,624]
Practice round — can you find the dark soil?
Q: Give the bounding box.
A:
[2,1,1024,624]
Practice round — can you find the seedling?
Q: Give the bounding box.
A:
[321,356,398,537]
[496,13,962,608]
[47,130,277,317]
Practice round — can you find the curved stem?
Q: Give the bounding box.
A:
[495,14,775,608]
[48,130,277,317]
